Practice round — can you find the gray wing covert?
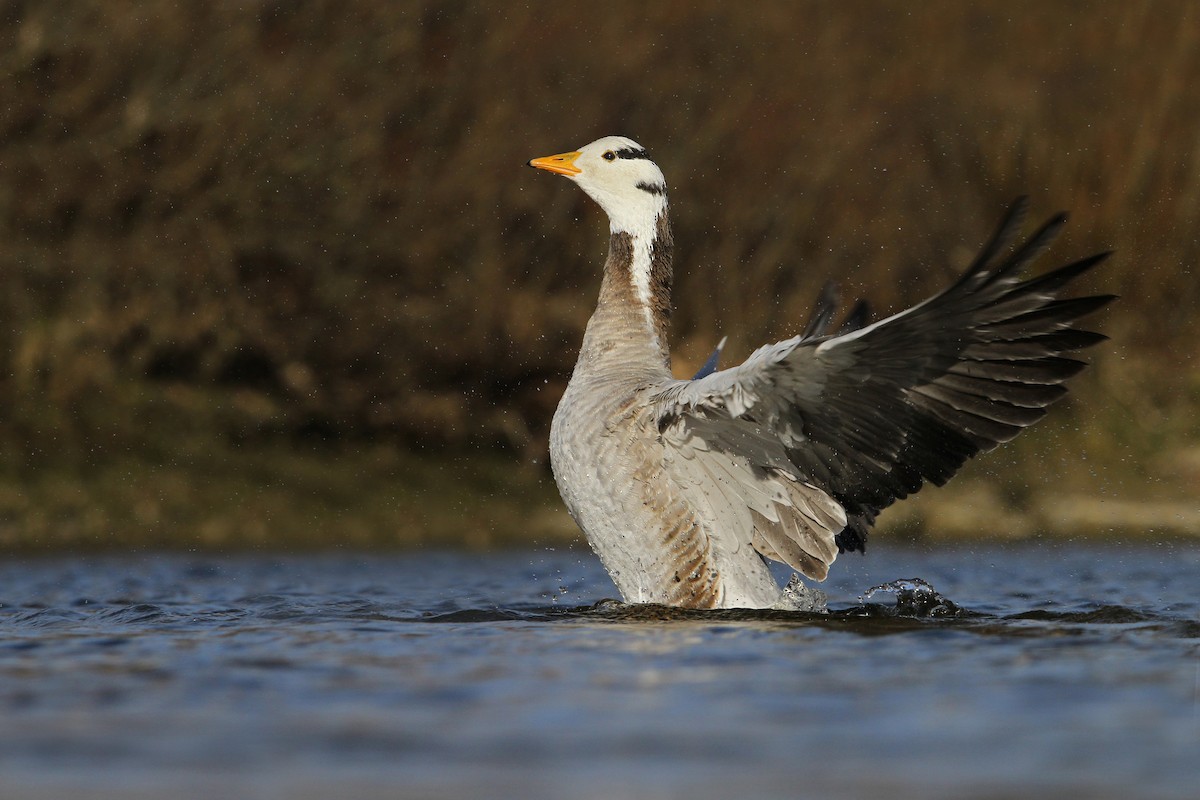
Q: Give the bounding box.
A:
[660,409,847,581]
[653,198,1114,557]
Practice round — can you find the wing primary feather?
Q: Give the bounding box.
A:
[1007,251,1112,296]
[936,372,1069,407]
[950,196,1030,291]
[838,300,871,333]
[801,282,840,340]
[962,329,1108,360]
[950,356,1088,383]
[976,212,1069,291]
[979,295,1117,338]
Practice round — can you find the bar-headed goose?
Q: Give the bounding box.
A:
[529,135,1112,609]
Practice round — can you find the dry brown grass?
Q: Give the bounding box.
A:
[0,2,1197,545]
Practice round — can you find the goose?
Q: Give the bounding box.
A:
[528,135,1112,610]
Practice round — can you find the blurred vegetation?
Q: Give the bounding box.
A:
[1,1,1197,549]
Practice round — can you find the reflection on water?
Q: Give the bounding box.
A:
[0,544,1197,800]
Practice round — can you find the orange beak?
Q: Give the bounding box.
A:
[527,150,582,176]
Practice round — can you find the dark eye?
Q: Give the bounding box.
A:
[602,151,616,161]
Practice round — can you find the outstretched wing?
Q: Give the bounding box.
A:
[653,198,1114,574]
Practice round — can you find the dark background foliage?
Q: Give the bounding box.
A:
[1,1,1196,547]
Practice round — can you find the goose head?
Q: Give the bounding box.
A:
[528,136,667,236]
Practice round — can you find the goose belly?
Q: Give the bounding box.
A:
[549,388,783,609]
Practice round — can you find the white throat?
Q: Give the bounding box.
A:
[614,195,667,310]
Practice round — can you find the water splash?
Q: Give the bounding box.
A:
[780,573,828,613]
[857,578,963,618]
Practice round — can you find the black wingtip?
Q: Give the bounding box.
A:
[835,516,872,554]
[801,281,841,339]
[839,299,872,334]
[977,210,1071,289]
[954,197,1032,288]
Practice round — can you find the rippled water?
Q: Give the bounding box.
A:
[1,543,1197,800]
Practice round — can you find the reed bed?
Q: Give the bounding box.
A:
[1,1,1196,546]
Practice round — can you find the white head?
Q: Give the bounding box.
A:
[528,136,668,236]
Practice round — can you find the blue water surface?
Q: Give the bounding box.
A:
[0,542,1197,800]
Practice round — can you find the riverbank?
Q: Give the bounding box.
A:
[1,432,1195,553]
